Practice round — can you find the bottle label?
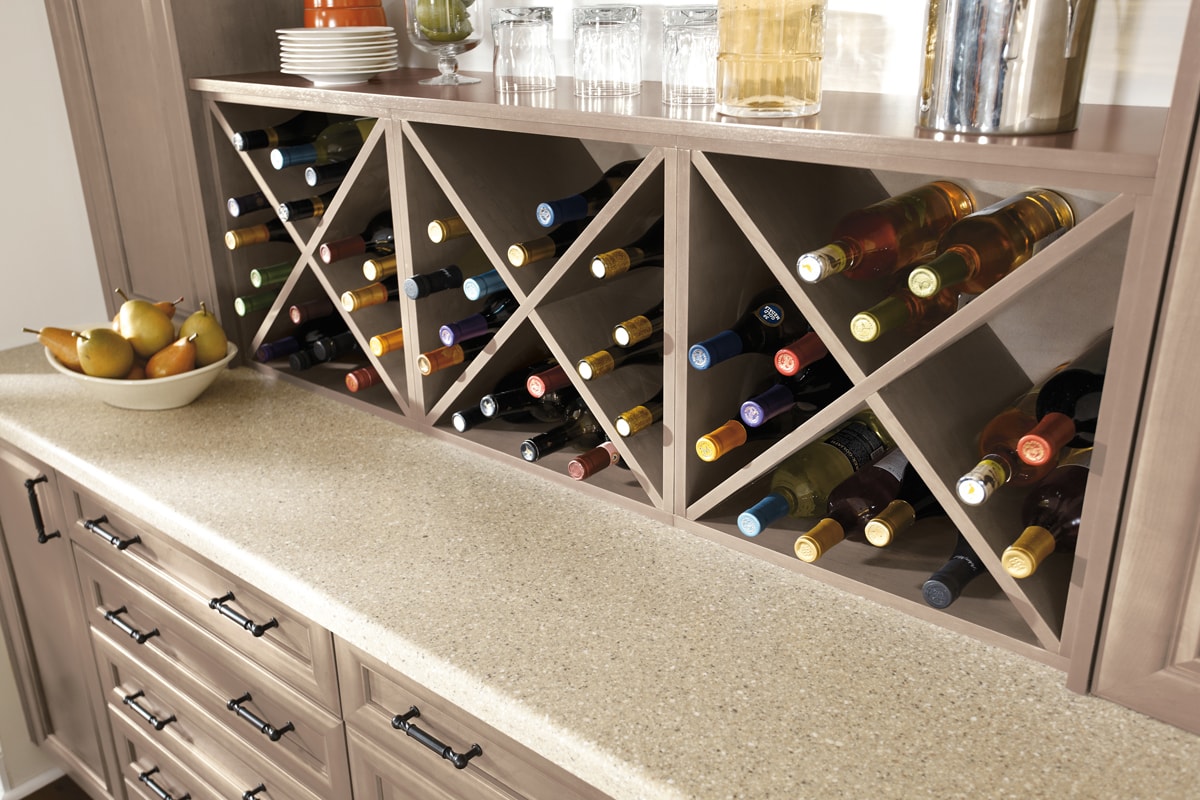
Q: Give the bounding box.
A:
[755,303,785,328]
[822,420,888,472]
[871,447,908,481]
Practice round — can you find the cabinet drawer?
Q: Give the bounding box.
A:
[336,638,608,800]
[62,477,338,711]
[112,707,221,800]
[96,627,327,800]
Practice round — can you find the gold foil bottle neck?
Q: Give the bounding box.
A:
[591,248,632,279]
[695,420,748,462]
[428,216,468,243]
[1002,526,1057,578]
[508,237,555,267]
[370,328,404,357]
[577,350,615,380]
[417,345,465,376]
[616,405,653,437]
[341,282,389,312]
[363,254,398,282]
[864,499,916,547]
[225,225,269,250]
[613,315,653,347]
[794,518,846,563]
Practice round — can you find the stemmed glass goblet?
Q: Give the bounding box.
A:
[405,0,483,85]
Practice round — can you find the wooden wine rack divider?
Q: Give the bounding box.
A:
[193,70,1184,686]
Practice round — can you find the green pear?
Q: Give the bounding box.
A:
[114,288,175,359]
[73,327,134,378]
[179,301,228,366]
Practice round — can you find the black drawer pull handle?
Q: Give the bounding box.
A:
[391,706,482,770]
[226,693,294,742]
[243,785,267,800]
[103,606,159,645]
[138,767,190,800]
[24,476,60,543]
[84,515,141,550]
[123,690,176,731]
[209,592,278,637]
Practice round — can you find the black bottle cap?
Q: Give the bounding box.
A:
[922,557,979,609]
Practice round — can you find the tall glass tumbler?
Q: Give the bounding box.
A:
[573,6,642,97]
[662,6,718,105]
[491,7,557,92]
[716,0,827,117]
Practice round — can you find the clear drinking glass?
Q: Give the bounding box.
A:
[662,6,718,105]
[405,0,483,85]
[716,0,826,117]
[572,6,642,97]
[491,7,557,92]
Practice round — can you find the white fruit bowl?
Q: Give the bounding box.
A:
[44,340,238,410]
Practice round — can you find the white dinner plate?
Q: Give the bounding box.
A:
[284,70,390,87]
[281,62,398,74]
[278,34,397,45]
[277,26,395,37]
[280,42,398,53]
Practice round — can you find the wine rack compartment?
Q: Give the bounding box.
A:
[197,81,1164,675]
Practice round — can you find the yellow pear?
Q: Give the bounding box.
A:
[23,326,83,372]
[74,327,134,378]
[146,333,197,379]
[114,288,175,359]
[179,301,228,366]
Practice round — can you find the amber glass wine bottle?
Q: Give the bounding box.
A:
[922,534,986,609]
[957,389,1059,506]
[590,218,665,280]
[1001,448,1092,578]
[796,181,975,284]
[689,285,809,370]
[1017,330,1111,467]
[733,410,894,533]
[232,110,332,152]
[536,159,642,227]
[789,447,909,557]
[507,218,590,267]
[270,117,376,169]
[907,189,1074,299]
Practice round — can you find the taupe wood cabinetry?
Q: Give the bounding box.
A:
[0,442,117,798]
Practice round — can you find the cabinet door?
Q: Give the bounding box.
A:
[1091,137,1200,734]
[0,443,115,795]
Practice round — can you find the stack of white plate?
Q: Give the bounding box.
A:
[277,27,399,87]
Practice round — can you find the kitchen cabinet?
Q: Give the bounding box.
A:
[0,442,117,797]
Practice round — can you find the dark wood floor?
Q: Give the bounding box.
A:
[20,776,91,800]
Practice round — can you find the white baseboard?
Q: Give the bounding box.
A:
[1,767,65,800]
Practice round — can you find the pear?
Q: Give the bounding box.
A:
[125,361,147,380]
[179,301,228,366]
[153,295,185,319]
[73,327,134,378]
[146,333,197,379]
[23,326,83,372]
[114,288,175,359]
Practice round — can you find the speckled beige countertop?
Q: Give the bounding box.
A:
[2,344,1198,800]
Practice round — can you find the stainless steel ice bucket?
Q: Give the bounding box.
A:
[918,0,1096,135]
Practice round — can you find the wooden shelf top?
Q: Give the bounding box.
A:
[192,68,1169,192]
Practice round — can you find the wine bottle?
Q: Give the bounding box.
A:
[526,363,572,398]
[451,404,489,433]
[507,219,590,267]
[863,462,942,547]
[320,211,394,264]
[795,181,976,284]
[774,331,829,377]
[1001,448,1092,578]
[369,327,404,357]
[789,447,909,556]
[277,189,338,222]
[249,261,293,290]
[696,377,851,462]
[404,266,463,299]
[233,289,278,317]
[612,300,664,347]
[289,329,360,370]
[270,117,376,169]
[305,159,354,188]
[232,110,332,152]
[568,441,622,480]
[535,159,642,227]
[255,326,327,362]
[849,283,960,343]
[615,389,664,438]
[732,410,894,525]
[227,190,271,218]
[363,254,398,282]
[428,215,470,244]
[922,534,986,609]
[225,218,290,250]
[739,356,852,428]
[345,364,383,393]
[341,276,399,312]
[956,389,1059,506]
[590,218,665,280]
[417,334,494,376]
[289,297,338,325]
[1017,331,1111,467]
[479,359,572,422]
[519,397,604,462]
[689,285,810,371]
[462,270,508,302]
[438,291,519,346]
[577,331,665,381]
[907,189,1075,299]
